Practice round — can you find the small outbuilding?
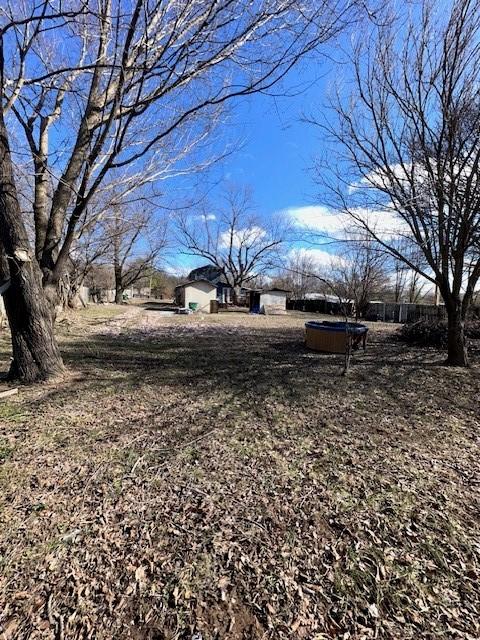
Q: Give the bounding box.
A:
[175,279,218,313]
[248,288,289,315]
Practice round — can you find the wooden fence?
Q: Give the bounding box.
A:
[289,298,480,323]
[287,298,354,316]
[366,302,446,323]
[366,302,480,323]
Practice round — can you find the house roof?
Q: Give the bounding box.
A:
[304,292,343,302]
[175,278,217,290]
[303,292,353,303]
[188,264,228,285]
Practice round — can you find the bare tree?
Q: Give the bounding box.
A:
[101,205,166,304]
[407,271,426,304]
[273,249,322,299]
[391,262,426,304]
[67,173,168,307]
[0,0,354,381]
[177,187,288,301]
[392,259,408,304]
[331,233,389,319]
[320,0,480,366]
[67,223,110,309]
[84,263,115,303]
[147,269,182,300]
[389,240,428,304]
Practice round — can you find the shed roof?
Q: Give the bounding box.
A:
[248,287,290,294]
[175,278,217,290]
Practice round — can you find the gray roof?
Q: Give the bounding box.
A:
[175,278,217,290]
[249,287,290,294]
[188,265,228,285]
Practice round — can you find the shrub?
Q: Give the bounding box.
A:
[398,319,480,347]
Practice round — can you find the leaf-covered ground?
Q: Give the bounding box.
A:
[0,305,479,639]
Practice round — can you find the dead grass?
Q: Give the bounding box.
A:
[0,305,479,639]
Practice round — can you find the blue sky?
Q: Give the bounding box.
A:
[218,84,324,215]
[169,54,336,274]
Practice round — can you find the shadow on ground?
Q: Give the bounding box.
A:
[44,321,479,426]
[1,316,479,640]
[1,315,478,436]
[139,300,179,312]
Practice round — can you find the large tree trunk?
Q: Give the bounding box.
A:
[67,277,87,309]
[0,112,64,382]
[445,304,469,367]
[232,285,241,306]
[354,295,367,320]
[114,264,124,304]
[112,221,124,304]
[1,261,65,381]
[32,125,50,262]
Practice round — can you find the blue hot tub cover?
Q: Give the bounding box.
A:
[305,320,368,336]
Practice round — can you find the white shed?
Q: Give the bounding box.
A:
[175,279,217,313]
[249,288,288,315]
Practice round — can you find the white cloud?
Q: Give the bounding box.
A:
[346,206,409,239]
[195,213,216,221]
[286,205,348,236]
[348,164,414,193]
[161,261,189,276]
[219,225,266,248]
[285,204,408,240]
[288,246,336,269]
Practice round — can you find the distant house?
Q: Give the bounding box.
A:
[248,288,289,315]
[304,292,344,303]
[131,286,151,298]
[175,279,217,313]
[288,292,352,315]
[188,265,234,304]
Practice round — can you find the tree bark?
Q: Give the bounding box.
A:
[232,285,241,306]
[114,264,124,304]
[445,304,469,367]
[67,276,87,309]
[33,120,50,263]
[0,112,64,382]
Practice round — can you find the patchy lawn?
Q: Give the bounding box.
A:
[0,306,479,639]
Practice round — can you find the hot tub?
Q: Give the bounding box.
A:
[305,321,368,353]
